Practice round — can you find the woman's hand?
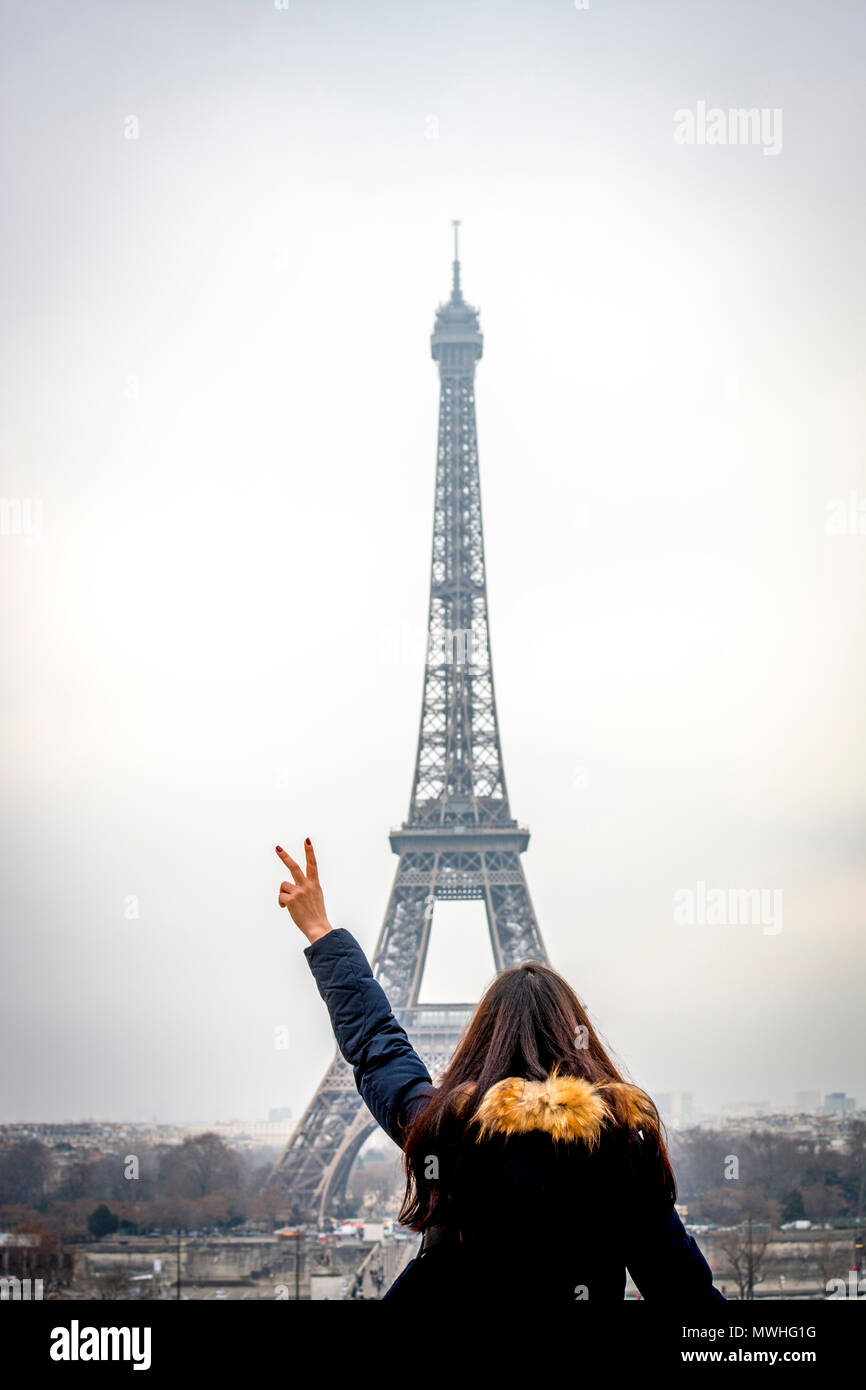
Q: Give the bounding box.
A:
[275,838,333,944]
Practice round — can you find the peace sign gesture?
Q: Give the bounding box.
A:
[275,838,333,944]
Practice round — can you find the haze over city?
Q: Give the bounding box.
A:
[2,0,865,1128]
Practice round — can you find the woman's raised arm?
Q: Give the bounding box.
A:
[275,839,434,1145]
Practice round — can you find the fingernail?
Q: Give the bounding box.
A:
[304,837,311,846]
[276,845,283,853]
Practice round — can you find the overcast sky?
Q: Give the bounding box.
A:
[1,0,864,1125]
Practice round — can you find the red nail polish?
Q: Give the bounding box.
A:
[276,845,283,853]
[304,837,311,846]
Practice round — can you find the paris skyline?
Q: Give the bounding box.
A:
[2,0,865,1126]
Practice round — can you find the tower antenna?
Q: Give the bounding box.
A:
[451,218,462,301]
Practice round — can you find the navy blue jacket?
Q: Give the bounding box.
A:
[305,927,724,1305]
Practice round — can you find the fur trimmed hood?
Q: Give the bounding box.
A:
[452,1073,659,1147]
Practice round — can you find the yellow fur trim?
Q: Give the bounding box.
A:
[473,1074,613,1146]
[597,1082,659,1131]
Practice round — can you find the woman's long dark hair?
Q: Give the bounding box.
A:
[398,958,675,1229]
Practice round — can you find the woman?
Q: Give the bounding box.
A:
[276,838,724,1305]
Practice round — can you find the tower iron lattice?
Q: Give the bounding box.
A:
[268,226,547,1224]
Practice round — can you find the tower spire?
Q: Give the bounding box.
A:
[451,218,462,303]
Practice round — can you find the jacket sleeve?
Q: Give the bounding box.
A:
[303,928,435,1147]
[624,1135,725,1301]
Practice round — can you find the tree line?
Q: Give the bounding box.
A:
[0,1132,289,1250]
[669,1120,866,1227]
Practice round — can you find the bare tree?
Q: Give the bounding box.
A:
[158,1133,240,1200]
[91,1268,132,1301]
[718,1218,772,1300]
[0,1140,53,1206]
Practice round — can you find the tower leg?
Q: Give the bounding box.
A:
[267,1053,367,1225]
[482,851,547,966]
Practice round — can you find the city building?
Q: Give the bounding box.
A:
[822,1093,856,1115]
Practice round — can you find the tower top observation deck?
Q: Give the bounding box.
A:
[431,219,483,365]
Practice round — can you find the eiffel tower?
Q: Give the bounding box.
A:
[269,225,548,1224]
